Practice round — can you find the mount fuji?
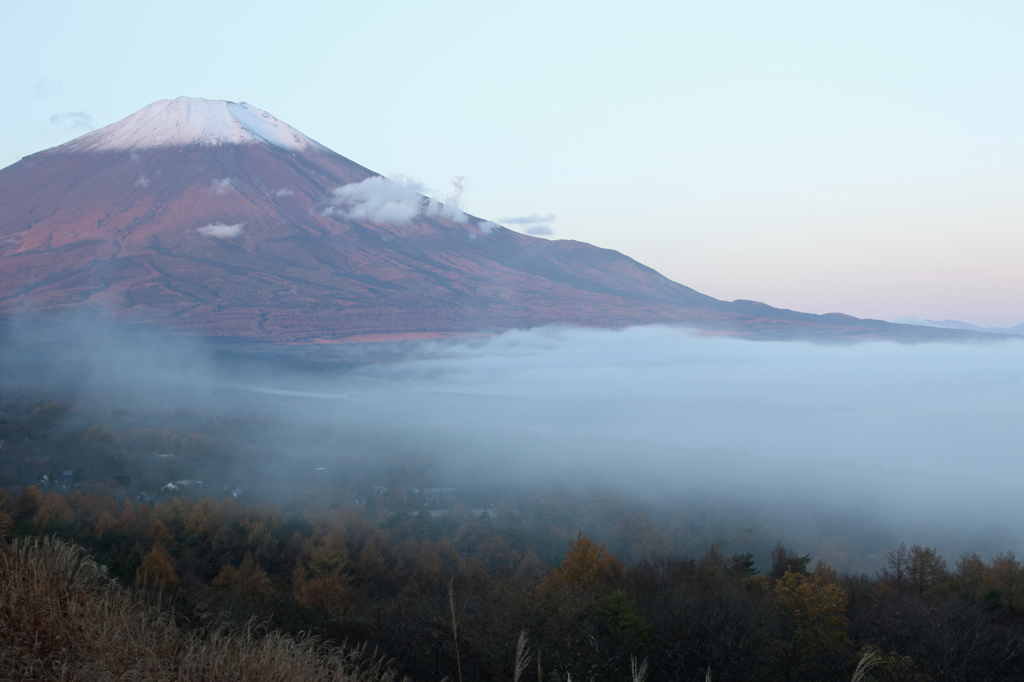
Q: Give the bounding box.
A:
[0,97,981,343]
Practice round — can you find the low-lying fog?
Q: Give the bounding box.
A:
[2,316,1022,563]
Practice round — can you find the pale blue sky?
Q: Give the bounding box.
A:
[2,1,1021,326]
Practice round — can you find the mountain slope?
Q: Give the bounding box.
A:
[892,317,1023,336]
[0,97,984,342]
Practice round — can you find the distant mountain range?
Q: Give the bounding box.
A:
[0,97,1004,343]
[892,318,1024,336]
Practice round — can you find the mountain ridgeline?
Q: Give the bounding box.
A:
[0,97,990,343]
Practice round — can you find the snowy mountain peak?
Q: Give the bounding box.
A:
[62,97,317,152]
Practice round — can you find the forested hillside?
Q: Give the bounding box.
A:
[3,482,1023,680]
[1,394,1022,680]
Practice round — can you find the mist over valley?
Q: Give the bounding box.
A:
[2,315,1020,575]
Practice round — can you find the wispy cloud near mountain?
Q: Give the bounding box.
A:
[325,175,467,225]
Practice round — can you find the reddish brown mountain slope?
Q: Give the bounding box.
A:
[0,97,975,342]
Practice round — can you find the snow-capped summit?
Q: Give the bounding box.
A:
[0,96,991,344]
[61,97,317,152]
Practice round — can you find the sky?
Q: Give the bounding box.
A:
[1,1,1021,327]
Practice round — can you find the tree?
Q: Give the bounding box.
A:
[884,542,909,596]
[299,574,351,613]
[988,552,1023,612]
[139,543,179,589]
[907,545,947,595]
[34,492,74,531]
[770,542,810,579]
[774,572,854,678]
[548,533,622,589]
[727,552,758,579]
[213,550,274,604]
[307,537,349,579]
[592,590,653,648]
[698,544,728,576]
[13,485,42,522]
[956,552,986,597]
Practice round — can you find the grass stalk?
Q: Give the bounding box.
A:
[513,630,532,682]
[630,656,649,682]
[851,647,881,682]
[448,577,463,682]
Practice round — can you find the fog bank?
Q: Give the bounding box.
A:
[2,316,1021,564]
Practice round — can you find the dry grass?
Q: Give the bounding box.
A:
[0,536,406,682]
[629,656,648,682]
[850,647,882,682]
[513,631,532,682]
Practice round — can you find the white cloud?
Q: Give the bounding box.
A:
[197,222,244,238]
[133,175,150,188]
[445,176,466,206]
[325,175,423,224]
[498,212,556,236]
[31,79,62,98]
[526,225,554,236]
[478,221,500,234]
[325,175,468,225]
[501,213,556,225]
[425,198,467,223]
[274,188,294,197]
[50,111,93,132]
[212,178,233,195]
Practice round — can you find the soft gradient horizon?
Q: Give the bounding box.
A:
[1,1,1020,327]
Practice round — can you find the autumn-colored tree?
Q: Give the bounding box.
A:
[147,518,174,546]
[299,574,351,613]
[76,494,120,530]
[34,492,74,531]
[356,539,387,582]
[308,537,350,579]
[13,485,42,522]
[245,519,279,563]
[184,497,224,542]
[116,499,140,536]
[213,551,272,601]
[547,533,623,589]
[95,511,118,538]
[139,543,179,590]
[159,496,193,538]
[774,572,854,678]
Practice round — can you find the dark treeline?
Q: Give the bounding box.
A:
[2,393,1024,680]
[2,481,1023,681]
